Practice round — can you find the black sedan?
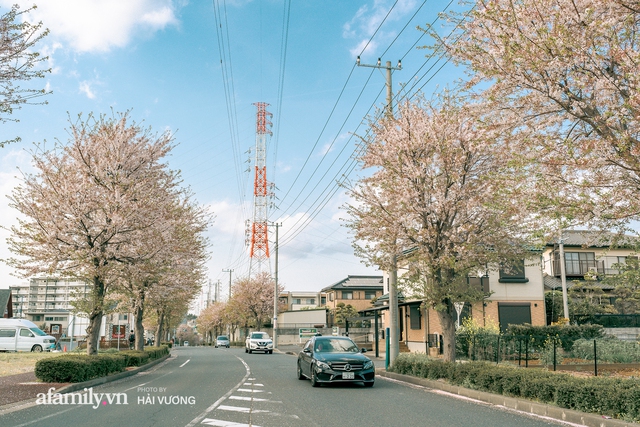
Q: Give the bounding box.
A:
[297,336,375,387]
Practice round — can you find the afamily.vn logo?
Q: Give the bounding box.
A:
[36,387,128,409]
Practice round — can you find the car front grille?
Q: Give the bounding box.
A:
[330,362,364,371]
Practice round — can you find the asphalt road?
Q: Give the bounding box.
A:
[0,347,574,427]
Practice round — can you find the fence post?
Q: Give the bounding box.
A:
[496,335,500,365]
[525,338,529,368]
[594,339,598,377]
[518,338,522,366]
[553,337,557,372]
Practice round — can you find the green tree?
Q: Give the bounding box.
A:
[333,302,358,325]
[602,258,640,314]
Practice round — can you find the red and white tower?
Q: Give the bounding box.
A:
[248,102,273,275]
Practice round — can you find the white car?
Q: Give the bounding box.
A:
[183,341,189,346]
[245,332,273,354]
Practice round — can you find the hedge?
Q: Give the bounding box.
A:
[35,345,170,383]
[389,353,640,422]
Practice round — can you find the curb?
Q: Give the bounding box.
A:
[0,352,173,415]
[378,370,639,427]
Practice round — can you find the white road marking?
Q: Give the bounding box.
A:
[184,357,252,427]
[218,405,268,413]
[180,359,191,367]
[243,383,263,386]
[236,388,264,393]
[201,419,261,427]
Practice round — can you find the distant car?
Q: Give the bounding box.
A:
[215,335,230,348]
[245,332,273,354]
[183,341,189,346]
[297,336,375,387]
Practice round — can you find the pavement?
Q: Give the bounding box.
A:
[1,346,638,427]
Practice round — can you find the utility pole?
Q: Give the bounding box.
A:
[558,231,570,321]
[357,55,402,366]
[223,268,234,339]
[269,222,282,349]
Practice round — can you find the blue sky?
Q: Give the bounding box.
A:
[0,0,465,310]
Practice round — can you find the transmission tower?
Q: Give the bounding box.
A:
[247,102,273,276]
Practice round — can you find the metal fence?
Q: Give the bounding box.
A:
[456,333,640,376]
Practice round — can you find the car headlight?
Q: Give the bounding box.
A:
[315,361,331,371]
[363,360,374,369]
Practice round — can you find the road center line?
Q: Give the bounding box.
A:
[180,359,191,367]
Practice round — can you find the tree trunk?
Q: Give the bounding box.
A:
[134,289,145,351]
[436,300,457,362]
[154,308,165,347]
[85,276,106,355]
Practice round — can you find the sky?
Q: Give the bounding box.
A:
[0,0,466,311]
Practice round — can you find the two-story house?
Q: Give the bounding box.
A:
[321,275,384,314]
[369,252,546,354]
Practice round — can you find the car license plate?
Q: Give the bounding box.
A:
[343,372,354,379]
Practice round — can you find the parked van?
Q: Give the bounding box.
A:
[0,319,57,352]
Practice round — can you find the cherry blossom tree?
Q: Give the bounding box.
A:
[439,0,640,227]
[1,4,50,146]
[6,112,183,355]
[229,272,283,334]
[197,302,228,343]
[346,91,534,362]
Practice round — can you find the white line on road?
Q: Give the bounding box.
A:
[243,383,263,386]
[236,388,264,393]
[201,419,261,427]
[184,357,252,427]
[218,405,268,413]
[180,359,191,367]
[228,396,281,403]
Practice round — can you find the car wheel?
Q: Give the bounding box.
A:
[297,362,305,380]
[268,350,273,354]
[310,367,319,387]
[364,381,374,388]
[245,347,248,353]
[248,349,252,354]
[31,345,43,352]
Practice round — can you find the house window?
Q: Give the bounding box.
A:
[365,291,376,300]
[45,317,53,321]
[306,298,315,305]
[321,296,326,305]
[558,252,596,276]
[342,291,353,300]
[293,299,301,305]
[119,314,128,321]
[329,293,333,302]
[499,259,528,283]
[409,305,421,330]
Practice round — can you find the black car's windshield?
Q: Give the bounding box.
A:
[314,338,358,353]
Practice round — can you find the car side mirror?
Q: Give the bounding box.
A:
[360,348,367,353]
[303,348,311,353]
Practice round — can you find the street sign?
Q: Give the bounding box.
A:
[298,328,317,339]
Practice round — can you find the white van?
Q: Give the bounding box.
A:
[0,319,57,352]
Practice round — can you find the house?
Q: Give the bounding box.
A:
[278,290,326,311]
[370,252,546,355]
[321,275,384,314]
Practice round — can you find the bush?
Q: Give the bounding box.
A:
[388,353,640,422]
[35,354,126,383]
[35,345,170,382]
[570,337,640,363]
[506,324,605,351]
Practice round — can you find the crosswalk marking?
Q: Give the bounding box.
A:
[236,388,264,393]
[228,396,282,404]
[217,405,269,413]
[201,418,261,427]
[243,383,263,386]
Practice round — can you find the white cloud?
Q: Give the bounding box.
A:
[344,0,417,58]
[79,81,95,99]
[5,0,180,53]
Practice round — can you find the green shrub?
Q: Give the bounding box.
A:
[388,353,640,422]
[570,338,640,363]
[35,354,126,383]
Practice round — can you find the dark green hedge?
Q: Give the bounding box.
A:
[35,354,126,383]
[389,353,640,422]
[35,345,170,382]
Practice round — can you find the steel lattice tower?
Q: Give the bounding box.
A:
[248,102,272,276]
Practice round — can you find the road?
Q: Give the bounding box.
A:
[0,347,575,427]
